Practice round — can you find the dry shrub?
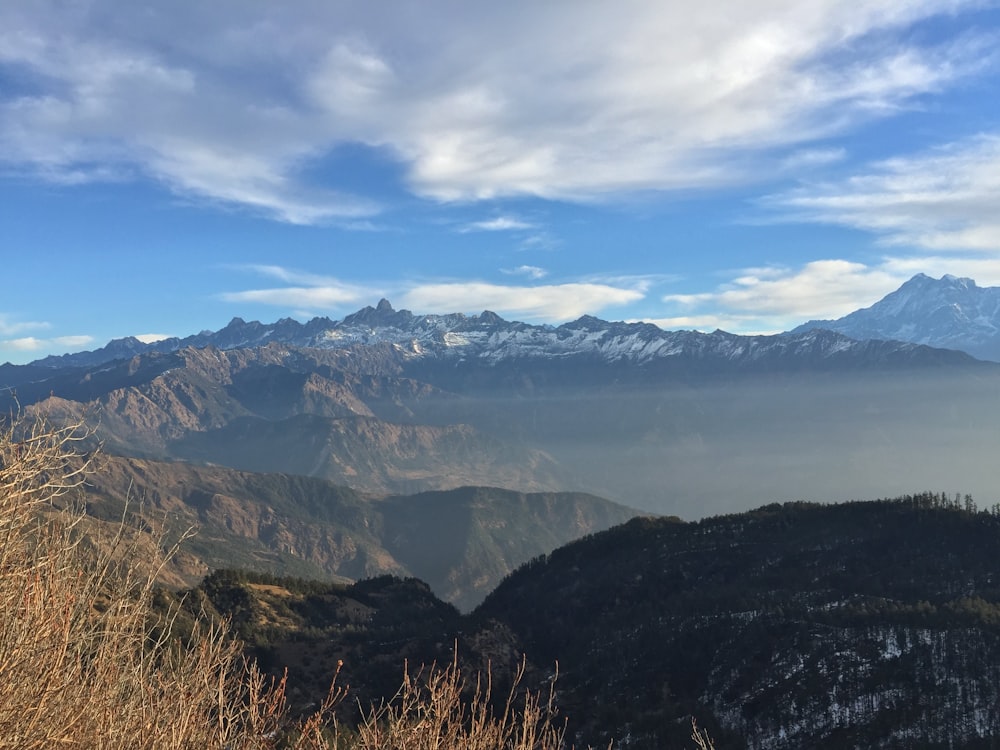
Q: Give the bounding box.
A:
[691,719,716,750]
[0,414,342,750]
[354,654,565,750]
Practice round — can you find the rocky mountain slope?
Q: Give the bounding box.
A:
[13,344,567,497]
[793,273,1000,361]
[81,453,636,610]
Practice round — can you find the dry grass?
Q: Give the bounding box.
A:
[354,654,565,750]
[691,719,716,750]
[0,411,716,749]
[0,415,343,750]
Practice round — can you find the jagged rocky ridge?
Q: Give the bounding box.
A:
[794,273,1000,362]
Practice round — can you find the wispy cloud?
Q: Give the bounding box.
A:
[766,134,1000,252]
[668,260,899,316]
[400,282,643,321]
[501,265,548,280]
[53,335,95,348]
[2,337,46,352]
[220,264,379,310]
[0,2,992,220]
[459,216,535,232]
[1,334,93,352]
[221,286,370,308]
[0,315,50,337]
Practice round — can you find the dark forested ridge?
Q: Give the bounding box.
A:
[476,494,1000,749]
[176,568,529,726]
[186,495,1000,749]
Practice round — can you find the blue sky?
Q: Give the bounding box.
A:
[3,1,1000,364]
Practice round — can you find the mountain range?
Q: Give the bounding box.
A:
[20,284,984,373]
[13,273,996,375]
[4,274,1000,519]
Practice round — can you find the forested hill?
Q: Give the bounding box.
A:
[475,494,1000,749]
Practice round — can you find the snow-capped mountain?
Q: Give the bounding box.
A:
[793,273,1000,362]
[30,297,974,372]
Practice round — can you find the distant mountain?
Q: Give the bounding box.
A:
[5,299,1000,516]
[24,297,978,376]
[793,273,1000,361]
[476,495,1000,749]
[14,345,568,497]
[81,454,637,609]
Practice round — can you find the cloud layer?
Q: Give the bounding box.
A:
[1,1,986,222]
[767,135,1000,252]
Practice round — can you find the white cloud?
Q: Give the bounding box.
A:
[399,282,643,321]
[460,216,535,232]
[134,333,172,344]
[0,315,50,337]
[0,1,991,219]
[768,134,1000,252]
[502,265,548,280]
[879,255,1000,287]
[2,337,45,352]
[239,265,343,287]
[1,334,92,352]
[661,259,912,333]
[221,286,370,309]
[220,264,378,310]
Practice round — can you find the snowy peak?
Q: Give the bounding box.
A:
[25,297,978,374]
[793,274,1000,361]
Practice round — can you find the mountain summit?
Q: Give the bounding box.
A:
[793,273,1000,361]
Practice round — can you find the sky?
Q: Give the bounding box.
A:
[3,1,1000,364]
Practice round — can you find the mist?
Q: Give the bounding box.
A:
[408,368,1000,519]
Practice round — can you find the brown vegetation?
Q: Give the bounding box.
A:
[0,415,342,749]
